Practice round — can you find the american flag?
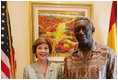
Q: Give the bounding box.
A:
[1,1,16,79]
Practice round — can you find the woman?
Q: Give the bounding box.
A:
[23,37,62,79]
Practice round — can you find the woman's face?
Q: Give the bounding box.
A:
[36,43,49,61]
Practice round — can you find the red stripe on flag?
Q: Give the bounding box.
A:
[1,60,10,79]
[12,48,17,73]
[109,1,116,32]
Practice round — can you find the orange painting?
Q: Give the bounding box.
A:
[38,10,85,57]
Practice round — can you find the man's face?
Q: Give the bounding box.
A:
[74,20,93,44]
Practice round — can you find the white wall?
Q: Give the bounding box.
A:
[8,1,112,79]
[92,1,112,45]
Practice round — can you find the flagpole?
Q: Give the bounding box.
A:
[6,1,15,79]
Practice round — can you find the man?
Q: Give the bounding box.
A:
[63,17,117,79]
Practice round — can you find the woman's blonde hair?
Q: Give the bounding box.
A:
[32,37,52,57]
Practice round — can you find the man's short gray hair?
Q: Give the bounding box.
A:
[74,17,95,32]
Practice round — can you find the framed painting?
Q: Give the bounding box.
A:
[30,1,93,63]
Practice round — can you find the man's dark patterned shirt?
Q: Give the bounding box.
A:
[63,40,117,79]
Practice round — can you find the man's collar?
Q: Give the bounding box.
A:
[91,40,101,52]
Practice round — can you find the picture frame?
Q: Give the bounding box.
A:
[29,1,93,63]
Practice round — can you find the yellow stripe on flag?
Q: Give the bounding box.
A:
[107,23,117,55]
